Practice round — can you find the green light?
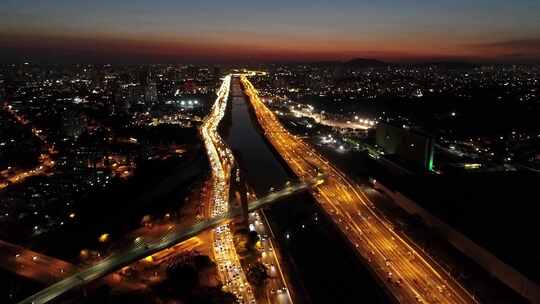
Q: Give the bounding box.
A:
[428,153,434,171]
[426,138,435,172]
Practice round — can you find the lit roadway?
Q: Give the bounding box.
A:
[0,240,77,284]
[200,75,255,303]
[248,198,295,304]
[16,177,322,304]
[0,102,56,190]
[241,75,477,304]
[290,108,374,130]
[0,154,54,191]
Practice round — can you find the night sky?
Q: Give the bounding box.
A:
[1,0,539,63]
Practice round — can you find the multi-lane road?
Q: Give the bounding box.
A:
[241,75,477,304]
[200,75,256,303]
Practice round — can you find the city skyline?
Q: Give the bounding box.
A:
[1,0,540,63]
[1,2,539,303]
[1,63,539,304]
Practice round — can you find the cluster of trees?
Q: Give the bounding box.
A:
[87,254,238,304]
[247,262,269,287]
[161,254,237,304]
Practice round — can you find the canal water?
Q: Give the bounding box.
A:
[221,78,389,304]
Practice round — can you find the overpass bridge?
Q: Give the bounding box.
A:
[17,175,325,304]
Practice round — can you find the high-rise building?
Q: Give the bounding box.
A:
[62,108,88,139]
[143,69,158,108]
[144,81,158,106]
[376,124,434,172]
[0,79,5,101]
[112,87,130,115]
[127,85,144,108]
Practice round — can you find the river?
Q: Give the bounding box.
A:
[221,77,389,304]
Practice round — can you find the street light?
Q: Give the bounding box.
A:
[98,233,110,243]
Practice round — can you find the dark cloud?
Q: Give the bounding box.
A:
[465,38,540,63]
[2,31,539,64]
[469,38,540,52]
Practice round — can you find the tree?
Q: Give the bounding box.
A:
[192,287,238,304]
[247,262,268,287]
[245,231,259,251]
[167,263,199,293]
[193,254,214,270]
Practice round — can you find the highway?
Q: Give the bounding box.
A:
[200,75,255,303]
[241,75,477,304]
[248,199,294,304]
